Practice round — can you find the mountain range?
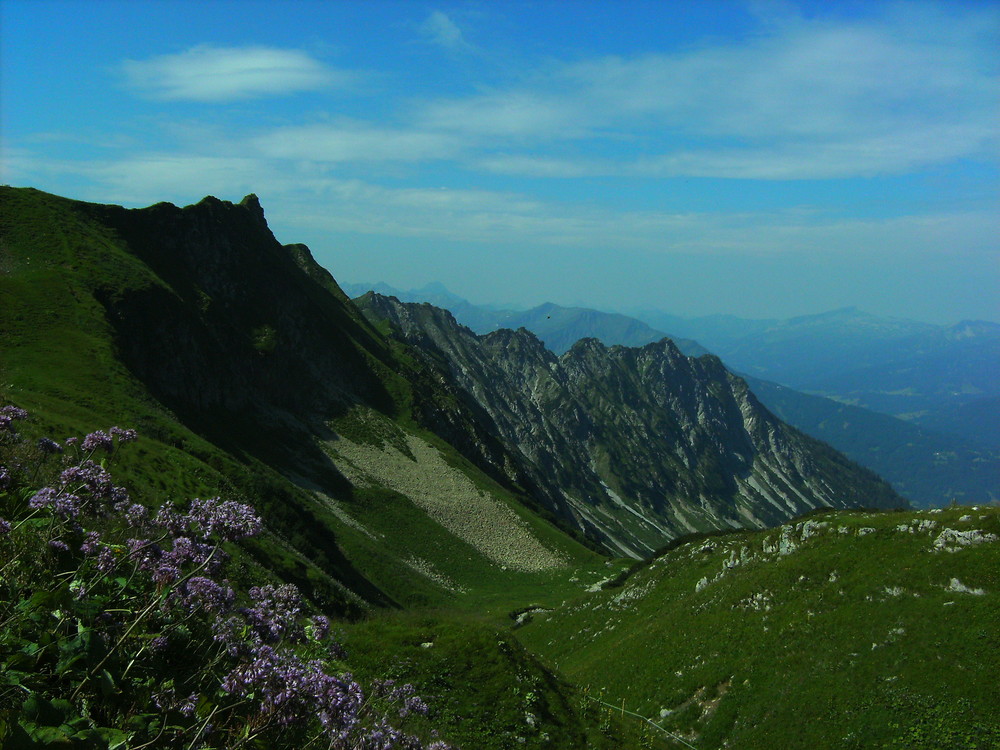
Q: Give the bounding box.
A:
[340,281,999,508]
[2,187,997,748]
[355,292,898,556]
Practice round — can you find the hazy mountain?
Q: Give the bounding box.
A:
[631,306,1000,447]
[346,286,997,508]
[341,281,708,357]
[743,376,999,507]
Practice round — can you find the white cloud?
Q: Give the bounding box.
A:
[122,45,344,101]
[252,122,461,163]
[419,11,473,51]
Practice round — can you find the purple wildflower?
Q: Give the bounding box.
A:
[125,503,149,526]
[182,576,235,614]
[60,460,114,500]
[211,615,245,656]
[186,497,262,541]
[0,467,10,490]
[402,693,429,718]
[0,405,28,432]
[109,426,138,443]
[95,545,117,572]
[168,536,219,571]
[152,687,176,711]
[309,614,330,641]
[150,635,169,652]
[29,487,83,518]
[125,537,160,574]
[0,518,10,535]
[0,405,28,419]
[244,584,303,644]
[48,539,70,552]
[64,437,78,448]
[80,530,102,555]
[153,504,186,536]
[81,430,114,453]
[179,693,198,717]
[37,436,63,454]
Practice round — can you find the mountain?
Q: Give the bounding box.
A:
[631,306,939,384]
[355,294,903,557]
[0,187,601,611]
[631,306,1000,447]
[480,301,710,358]
[2,186,641,747]
[340,280,509,333]
[341,281,708,356]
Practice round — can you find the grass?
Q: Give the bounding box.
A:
[516,506,1000,748]
[338,609,668,749]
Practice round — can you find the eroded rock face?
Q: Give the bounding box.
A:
[358,294,904,556]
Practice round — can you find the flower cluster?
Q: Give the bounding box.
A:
[186,496,262,541]
[0,404,28,433]
[0,408,448,749]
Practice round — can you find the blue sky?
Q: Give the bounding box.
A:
[2,0,998,323]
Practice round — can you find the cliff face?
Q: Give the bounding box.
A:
[358,294,904,556]
[83,195,394,427]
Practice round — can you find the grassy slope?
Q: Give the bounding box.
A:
[2,187,651,746]
[517,506,1000,748]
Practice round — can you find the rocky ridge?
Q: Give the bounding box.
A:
[356,294,904,556]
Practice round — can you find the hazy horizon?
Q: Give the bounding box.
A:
[336,276,999,327]
[3,0,998,324]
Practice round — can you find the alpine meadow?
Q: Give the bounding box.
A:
[1,1,999,748]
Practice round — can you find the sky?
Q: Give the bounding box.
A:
[2,0,998,323]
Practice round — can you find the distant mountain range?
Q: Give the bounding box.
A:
[342,281,999,507]
[339,281,709,357]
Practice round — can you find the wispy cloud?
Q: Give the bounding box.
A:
[122,45,345,101]
[419,11,473,51]
[13,140,997,263]
[418,4,1000,178]
[252,122,462,163]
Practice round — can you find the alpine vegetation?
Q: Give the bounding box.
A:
[0,407,449,749]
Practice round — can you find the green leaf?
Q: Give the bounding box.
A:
[97,669,116,697]
[26,723,73,747]
[97,727,130,749]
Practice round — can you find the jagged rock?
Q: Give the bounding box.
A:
[933,528,1000,552]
